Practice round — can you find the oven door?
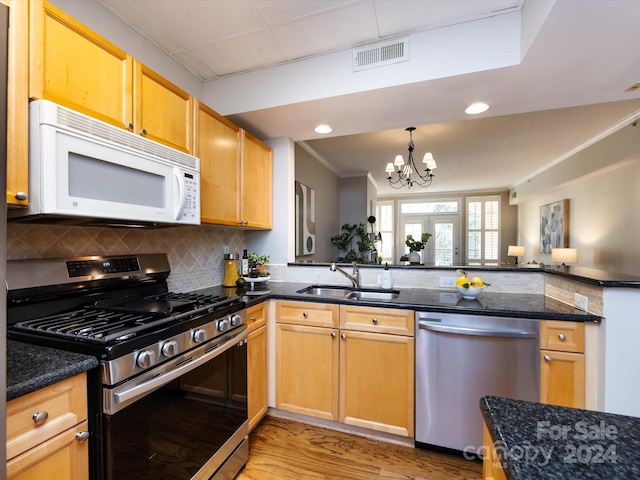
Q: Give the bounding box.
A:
[102,328,248,480]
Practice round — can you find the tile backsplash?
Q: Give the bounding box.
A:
[7,224,245,292]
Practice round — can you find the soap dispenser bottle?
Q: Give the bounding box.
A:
[381,263,393,289]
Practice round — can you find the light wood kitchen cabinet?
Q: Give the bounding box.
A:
[275,301,414,437]
[240,130,272,229]
[30,1,193,154]
[196,102,272,228]
[339,305,414,437]
[247,302,268,430]
[483,421,507,480]
[6,373,89,480]
[275,301,340,421]
[540,320,585,408]
[3,0,29,206]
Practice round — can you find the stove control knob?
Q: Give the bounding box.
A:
[193,329,207,343]
[218,319,230,332]
[230,314,242,326]
[162,340,178,357]
[136,350,155,369]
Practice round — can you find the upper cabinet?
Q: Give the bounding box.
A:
[3,0,29,207]
[197,101,272,229]
[29,1,193,154]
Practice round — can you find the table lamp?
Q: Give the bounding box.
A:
[507,245,525,265]
[551,248,578,266]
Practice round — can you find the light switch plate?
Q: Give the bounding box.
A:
[574,293,588,311]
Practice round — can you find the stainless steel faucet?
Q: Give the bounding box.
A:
[330,262,360,288]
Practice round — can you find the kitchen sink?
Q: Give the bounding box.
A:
[297,286,351,298]
[344,290,399,301]
[297,285,399,302]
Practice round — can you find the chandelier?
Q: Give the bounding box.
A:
[385,127,437,189]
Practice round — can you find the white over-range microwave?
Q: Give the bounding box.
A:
[9,99,200,226]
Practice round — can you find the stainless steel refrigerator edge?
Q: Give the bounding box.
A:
[415,311,540,454]
[1,1,10,473]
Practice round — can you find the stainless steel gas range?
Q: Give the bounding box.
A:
[7,253,249,480]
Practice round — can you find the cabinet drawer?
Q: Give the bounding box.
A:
[541,321,585,353]
[247,302,267,333]
[7,373,87,460]
[276,301,339,328]
[339,305,414,336]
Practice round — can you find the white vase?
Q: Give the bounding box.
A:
[408,251,421,264]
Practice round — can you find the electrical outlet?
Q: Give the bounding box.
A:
[440,277,456,288]
[223,246,230,254]
[574,293,589,311]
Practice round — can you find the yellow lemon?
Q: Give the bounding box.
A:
[456,276,468,287]
[470,276,490,288]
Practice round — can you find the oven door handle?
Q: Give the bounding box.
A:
[111,330,246,409]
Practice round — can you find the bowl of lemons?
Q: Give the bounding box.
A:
[455,269,490,300]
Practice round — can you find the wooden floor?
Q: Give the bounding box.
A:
[237,416,482,480]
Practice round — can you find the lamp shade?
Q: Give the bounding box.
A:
[507,245,525,257]
[551,248,578,264]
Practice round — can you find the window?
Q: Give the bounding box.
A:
[467,195,500,265]
[376,201,394,263]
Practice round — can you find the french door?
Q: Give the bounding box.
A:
[401,214,460,265]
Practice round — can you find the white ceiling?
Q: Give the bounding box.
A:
[96,0,640,196]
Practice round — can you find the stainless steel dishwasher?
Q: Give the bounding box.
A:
[415,311,539,455]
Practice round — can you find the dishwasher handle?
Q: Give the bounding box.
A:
[418,320,537,338]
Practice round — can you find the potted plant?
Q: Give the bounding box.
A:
[247,252,270,278]
[405,233,432,264]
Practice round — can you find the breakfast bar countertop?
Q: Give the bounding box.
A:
[480,396,640,479]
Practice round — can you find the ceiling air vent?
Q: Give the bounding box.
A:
[353,37,409,72]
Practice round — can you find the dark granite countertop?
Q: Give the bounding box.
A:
[6,340,99,401]
[210,282,601,322]
[481,396,640,479]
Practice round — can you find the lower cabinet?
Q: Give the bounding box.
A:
[482,422,507,480]
[540,320,585,408]
[247,302,269,430]
[275,300,414,437]
[6,373,89,480]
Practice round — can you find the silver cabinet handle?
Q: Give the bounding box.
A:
[558,333,566,341]
[32,411,48,425]
[372,318,378,324]
[139,128,147,136]
[544,355,552,362]
[303,312,308,318]
[14,192,28,201]
[341,333,346,340]
[125,122,134,131]
[250,316,257,321]
[76,431,90,443]
[331,332,336,338]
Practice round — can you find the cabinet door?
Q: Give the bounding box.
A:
[30,0,134,129]
[247,324,268,431]
[240,130,272,229]
[340,305,413,336]
[197,101,241,225]
[6,420,89,480]
[276,301,339,328]
[275,324,339,421]
[540,350,585,408]
[541,321,585,353]
[134,61,194,154]
[483,422,507,480]
[339,330,414,437]
[3,0,29,206]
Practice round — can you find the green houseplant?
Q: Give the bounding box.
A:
[330,223,379,264]
[247,252,270,277]
[405,233,432,264]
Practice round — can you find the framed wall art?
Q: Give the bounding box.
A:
[295,181,316,255]
[540,199,569,253]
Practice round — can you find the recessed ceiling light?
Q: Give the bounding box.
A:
[465,103,490,115]
[314,124,333,134]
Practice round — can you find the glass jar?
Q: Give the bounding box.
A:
[222,253,239,287]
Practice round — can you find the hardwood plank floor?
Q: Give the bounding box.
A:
[237,416,482,480]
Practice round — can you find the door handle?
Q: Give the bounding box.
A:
[418,321,537,338]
